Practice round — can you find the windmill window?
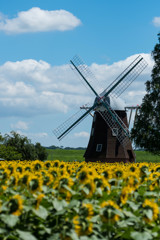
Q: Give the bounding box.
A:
[112,128,118,136]
[96,144,102,152]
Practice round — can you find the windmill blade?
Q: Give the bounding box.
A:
[53,104,95,140]
[70,55,104,97]
[96,100,130,146]
[101,55,148,98]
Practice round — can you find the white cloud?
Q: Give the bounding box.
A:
[0,7,81,34]
[0,53,153,118]
[11,121,29,130]
[28,132,48,138]
[152,17,160,27]
[74,131,90,138]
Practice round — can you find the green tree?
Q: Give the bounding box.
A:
[2,131,48,161]
[35,142,48,161]
[131,33,160,155]
[0,145,22,160]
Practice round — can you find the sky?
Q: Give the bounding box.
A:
[0,0,160,148]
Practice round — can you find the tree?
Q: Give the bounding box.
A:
[131,33,160,155]
[1,131,48,160]
[35,142,48,161]
[0,145,22,160]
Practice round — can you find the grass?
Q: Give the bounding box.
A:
[47,149,85,162]
[46,149,160,163]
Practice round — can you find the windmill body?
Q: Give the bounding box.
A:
[53,55,147,163]
[84,97,135,162]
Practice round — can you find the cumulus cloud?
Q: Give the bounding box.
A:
[11,121,29,130]
[0,7,81,34]
[74,131,90,138]
[0,59,92,117]
[152,17,160,27]
[0,53,153,118]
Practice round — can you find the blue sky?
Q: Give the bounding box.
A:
[0,0,159,147]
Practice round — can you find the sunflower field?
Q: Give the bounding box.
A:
[0,160,160,240]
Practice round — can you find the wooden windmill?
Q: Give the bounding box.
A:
[53,55,147,163]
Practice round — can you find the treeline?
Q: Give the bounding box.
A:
[46,145,86,150]
[0,131,48,161]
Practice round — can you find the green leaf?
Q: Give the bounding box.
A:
[16,230,37,240]
[1,214,19,227]
[145,209,153,220]
[47,234,60,240]
[64,185,76,194]
[4,235,19,240]
[32,206,48,220]
[82,187,89,195]
[127,200,139,211]
[69,231,79,240]
[131,231,152,240]
[0,228,7,234]
[68,199,80,209]
[96,188,102,196]
[90,215,99,223]
[53,199,67,211]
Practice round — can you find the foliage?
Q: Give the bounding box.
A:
[0,131,48,161]
[131,33,160,155]
[0,160,160,239]
[0,145,22,160]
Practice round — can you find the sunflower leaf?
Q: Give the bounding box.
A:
[53,199,67,211]
[32,206,48,220]
[131,231,152,240]
[0,214,19,227]
[16,230,37,240]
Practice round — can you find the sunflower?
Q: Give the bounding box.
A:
[53,160,60,168]
[32,160,43,171]
[43,172,54,186]
[79,203,94,218]
[28,174,43,192]
[81,180,96,198]
[44,161,51,169]
[8,195,23,216]
[100,200,121,223]
[120,186,133,205]
[77,167,90,184]
[142,199,159,223]
[73,215,93,236]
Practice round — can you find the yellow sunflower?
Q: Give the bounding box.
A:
[81,180,96,198]
[8,195,23,216]
[100,200,121,223]
[27,174,43,192]
[120,186,134,205]
[73,215,93,236]
[80,203,94,218]
[142,199,159,223]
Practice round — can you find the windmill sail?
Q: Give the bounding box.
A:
[53,104,94,140]
[101,55,148,98]
[70,55,104,96]
[97,104,129,146]
[70,55,131,143]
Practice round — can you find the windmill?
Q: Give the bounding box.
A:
[53,55,147,163]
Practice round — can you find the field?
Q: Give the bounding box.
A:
[47,149,160,162]
[0,160,160,239]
